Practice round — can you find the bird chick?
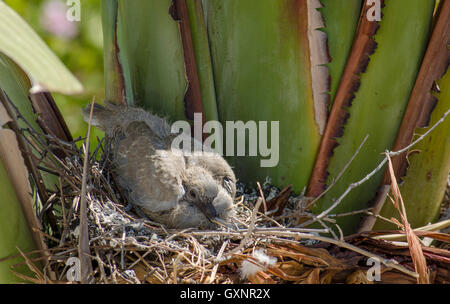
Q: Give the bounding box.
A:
[82,102,235,229]
[185,151,237,199]
[168,166,235,229]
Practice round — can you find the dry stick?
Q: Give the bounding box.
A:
[317,219,338,240]
[252,227,328,233]
[315,157,388,222]
[301,162,389,229]
[302,109,450,228]
[256,211,285,228]
[172,253,180,284]
[306,134,369,209]
[156,250,168,279]
[127,250,153,271]
[59,197,77,247]
[359,108,450,232]
[78,100,95,283]
[389,108,450,157]
[328,208,373,218]
[94,249,108,283]
[224,197,263,257]
[373,219,450,241]
[121,224,126,270]
[16,114,73,174]
[15,247,46,283]
[335,224,344,241]
[209,240,229,284]
[364,210,399,226]
[253,182,289,229]
[32,228,60,243]
[187,228,327,238]
[386,154,429,284]
[18,127,80,191]
[257,182,268,214]
[358,184,390,232]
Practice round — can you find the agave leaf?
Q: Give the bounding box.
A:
[360,0,449,231]
[102,0,127,105]
[185,0,219,123]
[0,53,59,265]
[0,53,60,185]
[382,0,449,183]
[320,0,363,107]
[0,1,83,95]
[102,0,188,120]
[375,68,450,230]
[0,54,38,130]
[0,159,36,283]
[185,0,222,150]
[0,98,45,255]
[173,0,206,125]
[308,0,435,234]
[0,102,36,283]
[204,0,324,192]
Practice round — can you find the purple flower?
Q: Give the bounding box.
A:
[40,0,79,39]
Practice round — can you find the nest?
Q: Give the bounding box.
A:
[6,102,450,284]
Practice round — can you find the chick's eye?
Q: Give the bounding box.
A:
[188,189,198,200]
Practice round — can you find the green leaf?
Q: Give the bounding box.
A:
[375,68,450,230]
[0,1,83,95]
[0,52,58,198]
[186,0,219,123]
[312,0,435,234]
[204,0,322,192]
[102,0,188,120]
[0,54,38,130]
[320,0,363,107]
[0,158,35,283]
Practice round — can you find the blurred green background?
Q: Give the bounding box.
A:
[5,0,105,142]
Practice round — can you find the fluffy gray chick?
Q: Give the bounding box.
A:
[82,102,235,229]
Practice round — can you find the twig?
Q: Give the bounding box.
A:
[328,208,373,218]
[317,219,337,240]
[335,224,344,241]
[256,182,267,214]
[389,109,450,157]
[385,154,429,283]
[186,228,328,238]
[209,240,228,283]
[14,247,47,283]
[372,219,450,241]
[121,224,126,269]
[307,134,369,209]
[78,100,95,283]
[224,197,262,256]
[304,109,450,229]
[94,249,108,283]
[320,158,387,222]
[359,109,450,231]
[358,185,391,232]
[58,177,67,232]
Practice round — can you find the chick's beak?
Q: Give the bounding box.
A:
[203,201,218,220]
